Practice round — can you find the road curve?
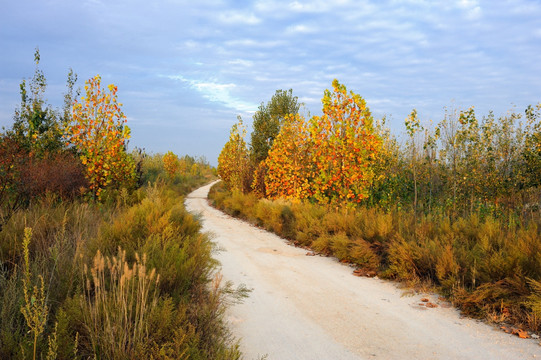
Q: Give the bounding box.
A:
[185,182,540,360]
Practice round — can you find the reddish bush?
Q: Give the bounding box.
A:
[0,136,28,217]
[19,151,88,200]
[1,134,88,226]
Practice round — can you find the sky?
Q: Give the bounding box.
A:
[1,0,540,165]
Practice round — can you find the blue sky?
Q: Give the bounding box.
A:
[1,0,540,164]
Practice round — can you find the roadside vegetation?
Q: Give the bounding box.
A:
[213,80,541,334]
[0,50,244,359]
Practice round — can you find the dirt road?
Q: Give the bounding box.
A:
[185,182,540,360]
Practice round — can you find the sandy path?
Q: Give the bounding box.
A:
[185,182,540,360]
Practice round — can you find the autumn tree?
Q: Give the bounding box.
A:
[264,114,312,200]
[163,151,180,178]
[217,117,250,192]
[191,163,200,177]
[308,80,382,205]
[65,75,136,199]
[179,157,188,174]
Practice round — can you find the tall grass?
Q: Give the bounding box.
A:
[81,248,160,359]
[0,156,244,359]
[209,181,541,332]
[20,227,48,360]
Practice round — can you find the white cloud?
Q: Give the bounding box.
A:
[228,59,254,67]
[509,2,541,15]
[182,40,199,48]
[288,0,353,13]
[457,0,481,19]
[167,75,258,112]
[285,24,317,34]
[465,6,481,19]
[254,0,281,13]
[218,11,261,25]
[299,96,319,103]
[288,1,317,12]
[457,0,478,8]
[224,39,284,48]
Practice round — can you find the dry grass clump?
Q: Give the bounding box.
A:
[80,248,159,359]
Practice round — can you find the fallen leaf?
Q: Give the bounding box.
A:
[366,271,377,277]
[426,302,438,308]
[511,328,529,339]
[421,297,430,302]
[353,269,377,277]
[500,326,512,334]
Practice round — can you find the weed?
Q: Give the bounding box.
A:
[45,322,58,360]
[21,227,49,360]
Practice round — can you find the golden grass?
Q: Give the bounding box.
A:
[209,183,541,332]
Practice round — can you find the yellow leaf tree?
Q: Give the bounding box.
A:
[163,151,180,179]
[264,113,312,200]
[217,117,250,192]
[309,79,382,205]
[65,75,135,199]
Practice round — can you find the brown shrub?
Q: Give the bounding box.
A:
[0,136,28,216]
[19,151,88,200]
[350,238,380,270]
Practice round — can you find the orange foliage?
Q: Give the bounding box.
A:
[65,75,135,199]
[262,80,382,205]
[264,114,313,201]
[162,151,180,178]
[217,117,250,192]
[308,79,381,205]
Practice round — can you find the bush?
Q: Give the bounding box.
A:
[19,152,88,200]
